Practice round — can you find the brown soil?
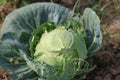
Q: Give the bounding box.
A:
[0,2,15,29]
[0,67,11,80]
[86,40,120,80]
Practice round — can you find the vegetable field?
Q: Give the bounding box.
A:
[0,0,120,80]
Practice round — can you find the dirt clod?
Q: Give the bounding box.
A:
[115,75,120,80]
[104,74,113,80]
[0,67,11,80]
[110,68,119,75]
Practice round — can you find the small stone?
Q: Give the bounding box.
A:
[104,74,112,80]
[14,59,19,64]
[109,68,118,75]
[9,58,13,63]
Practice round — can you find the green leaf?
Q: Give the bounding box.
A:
[18,32,31,44]
[1,3,73,37]
[82,8,102,56]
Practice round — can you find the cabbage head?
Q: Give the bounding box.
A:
[32,26,87,80]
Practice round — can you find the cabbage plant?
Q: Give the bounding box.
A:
[0,3,102,80]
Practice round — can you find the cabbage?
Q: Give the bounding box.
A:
[32,26,87,79]
[0,3,102,80]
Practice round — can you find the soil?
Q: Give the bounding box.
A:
[0,2,15,29]
[0,0,120,80]
[0,67,11,80]
[86,40,120,80]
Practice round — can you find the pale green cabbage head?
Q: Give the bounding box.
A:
[33,26,87,80]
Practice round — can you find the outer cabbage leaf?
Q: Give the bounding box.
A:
[82,8,102,56]
[1,3,73,37]
[0,32,38,80]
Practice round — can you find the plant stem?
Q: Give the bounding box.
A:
[72,0,81,14]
